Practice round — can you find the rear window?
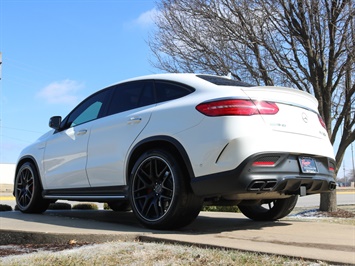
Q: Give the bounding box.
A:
[107,81,155,115]
[196,74,254,87]
[155,81,194,103]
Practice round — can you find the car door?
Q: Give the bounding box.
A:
[86,80,155,187]
[42,89,110,189]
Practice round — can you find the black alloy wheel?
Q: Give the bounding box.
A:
[129,149,203,229]
[238,196,298,221]
[15,162,50,213]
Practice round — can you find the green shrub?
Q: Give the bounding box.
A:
[103,203,110,210]
[202,205,240,212]
[0,204,12,211]
[48,202,72,210]
[72,203,98,210]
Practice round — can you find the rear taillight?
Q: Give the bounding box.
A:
[196,99,279,116]
[252,156,281,167]
[252,161,276,166]
[328,160,335,172]
[318,114,326,129]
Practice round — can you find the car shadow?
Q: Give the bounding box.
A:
[1,209,293,236]
[179,213,292,235]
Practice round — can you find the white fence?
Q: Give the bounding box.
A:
[0,164,16,184]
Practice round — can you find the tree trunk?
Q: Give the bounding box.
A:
[319,190,337,212]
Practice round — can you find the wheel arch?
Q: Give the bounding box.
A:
[126,136,195,183]
[14,156,44,194]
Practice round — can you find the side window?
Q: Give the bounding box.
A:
[71,102,102,126]
[107,81,154,116]
[155,81,194,103]
[65,90,109,128]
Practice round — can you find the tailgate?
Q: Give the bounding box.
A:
[242,86,328,139]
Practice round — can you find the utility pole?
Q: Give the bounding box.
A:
[0,52,2,79]
[352,143,355,181]
[0,52,2,163]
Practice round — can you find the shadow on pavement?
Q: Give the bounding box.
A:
[0,209,293,235]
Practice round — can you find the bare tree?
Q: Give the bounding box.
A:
[347,169,355,182]
[149,0,355,211]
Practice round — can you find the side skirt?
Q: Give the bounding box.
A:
[42,185,128,202]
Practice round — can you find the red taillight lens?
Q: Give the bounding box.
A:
[318,114,326,129]
[254,101,279,114]
[196,99,278,116]
[252,161,276,166]
[328,160,336,173]
[252,155,280,167]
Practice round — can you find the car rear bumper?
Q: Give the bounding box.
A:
[190,152,336,199]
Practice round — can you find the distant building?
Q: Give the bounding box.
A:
[0,164,16,184]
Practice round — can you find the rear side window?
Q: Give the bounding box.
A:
[196,74,254,87]
[155,81,194,103]
[107,81,155,115]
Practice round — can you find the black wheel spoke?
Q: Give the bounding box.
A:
[16,167,35,209]
[239,196,298,221]
[15,162,50,213]
[24,193,31,205]
[154,159,168,180]
[19,194,26,206]
[268,202,272,210]
[140,193,154,215]
[161,173,173,196]
[151,197,161,218]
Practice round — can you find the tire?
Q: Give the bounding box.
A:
[129,149,203,230]
[14,162,50,213]
[107,201,131,212]
[238,196,298,221]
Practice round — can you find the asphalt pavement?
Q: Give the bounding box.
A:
[1,184,355,265]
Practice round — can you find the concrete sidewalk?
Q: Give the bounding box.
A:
[1,209,354,264]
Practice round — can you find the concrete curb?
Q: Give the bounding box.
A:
[0,210,354,264]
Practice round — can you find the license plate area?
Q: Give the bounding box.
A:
[299,157,318,173]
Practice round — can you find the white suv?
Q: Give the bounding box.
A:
[14,74,336,229]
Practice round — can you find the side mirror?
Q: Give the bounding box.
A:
[49,116,62,130]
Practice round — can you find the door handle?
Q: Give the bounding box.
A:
[77,129,87,135]
[128,117,142,124]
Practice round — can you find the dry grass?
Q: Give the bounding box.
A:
[0,241,330,266]
[289,205,355,226]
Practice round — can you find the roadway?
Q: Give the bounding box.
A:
[1,186,354,209]
[297,189,355,207]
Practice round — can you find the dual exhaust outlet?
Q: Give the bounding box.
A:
[248,180,337,195]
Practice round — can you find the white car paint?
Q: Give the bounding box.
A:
[17,73,334,189]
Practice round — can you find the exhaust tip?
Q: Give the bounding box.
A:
[248,180,277,191]
[329,182,337,191]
